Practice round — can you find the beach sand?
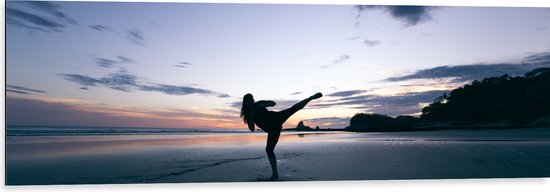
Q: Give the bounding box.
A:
[6,128,550,185]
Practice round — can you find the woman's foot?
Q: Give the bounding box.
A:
[310,92,323,100]
[270,174,279,181]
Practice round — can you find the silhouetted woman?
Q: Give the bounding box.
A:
[240,92,323,180]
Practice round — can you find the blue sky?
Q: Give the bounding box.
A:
[6,1,550,129]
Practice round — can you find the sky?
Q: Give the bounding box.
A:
[5,0,550,129]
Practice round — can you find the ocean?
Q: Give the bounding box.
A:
[6,125,248,136]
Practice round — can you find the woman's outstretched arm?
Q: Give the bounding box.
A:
[257,100,276,107]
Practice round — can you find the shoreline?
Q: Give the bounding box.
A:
[287,126,550,133]
[8,124,550,137]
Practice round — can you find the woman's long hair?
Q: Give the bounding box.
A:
[240,93,255,131]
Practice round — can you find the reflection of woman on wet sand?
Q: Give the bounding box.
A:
[240,92,323,180]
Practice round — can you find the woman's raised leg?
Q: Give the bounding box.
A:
[279,92,323,123]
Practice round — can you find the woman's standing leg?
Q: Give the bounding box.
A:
[264,93,322,180]
[266,128,281,180]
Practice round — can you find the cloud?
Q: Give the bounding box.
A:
[524,52,550,64]
[355,5,438,27]
[316,90,448,116]
[89,24,112,32]
[97,73,140,92]
[95,58,117,68]
[61,73,137,92]
[60,73,101,87]
[174,62,192,68]
[302,117,351,128]
[327,90,367,97]
[346,36,362,40]
[364,40,381,47]
[59,72,230,97]
[7,7,64,32]
[385,52,550,83]
[93,56,136,68]
[6,1,77,33]
[117,56,136,63]
[6,85,47,94]
[140,84,215,96]
[230,101,242,109]
[363,90,446,107]
[322,54,351,69]
[60,73,137,91]
[7,15,50,33]
[7,90,30,94]
[89,25,147,47]
[23,1,77,25]
[346,36,381,47]
[126,28,146,46]
[334,54,351,64]
[290,92,303,95]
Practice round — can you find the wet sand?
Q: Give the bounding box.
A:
[6,128,550,185]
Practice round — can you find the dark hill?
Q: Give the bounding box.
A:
[346,68,550,132]
[421,68,550,127]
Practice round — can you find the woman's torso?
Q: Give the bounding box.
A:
[253,103,283,132]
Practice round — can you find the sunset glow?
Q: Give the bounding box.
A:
[6,1,550,129]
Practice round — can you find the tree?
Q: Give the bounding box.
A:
[420,68,550,127]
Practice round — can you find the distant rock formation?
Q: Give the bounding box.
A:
[295,121,313,131]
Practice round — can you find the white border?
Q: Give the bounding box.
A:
[2,0,550,192]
